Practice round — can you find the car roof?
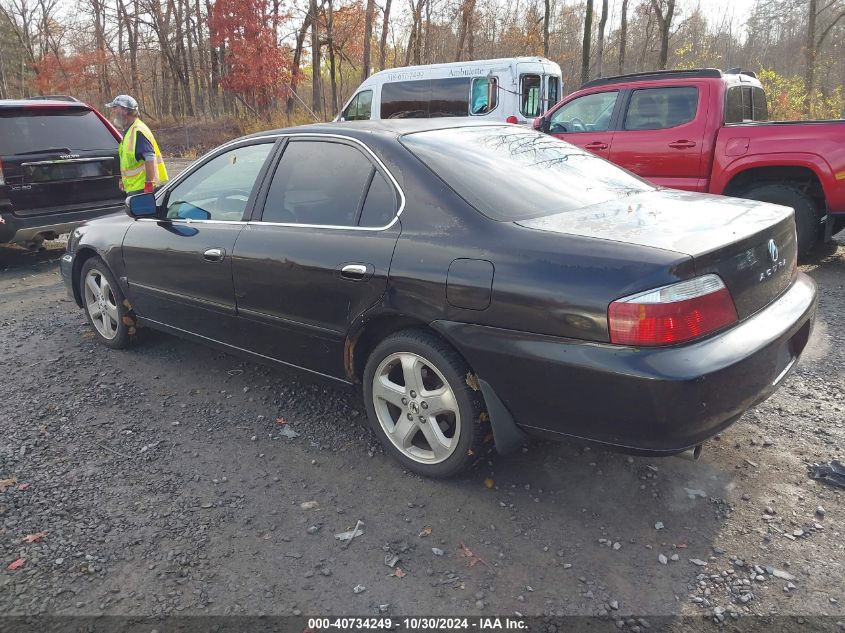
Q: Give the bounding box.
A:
[244,119,513,142]
[0,99,91,109]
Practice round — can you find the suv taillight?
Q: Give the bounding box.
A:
[608,274,738,346]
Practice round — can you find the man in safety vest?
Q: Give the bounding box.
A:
[105,95,168,194]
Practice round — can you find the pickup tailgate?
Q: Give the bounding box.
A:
[517,189,796,320]
[0,105,122,217]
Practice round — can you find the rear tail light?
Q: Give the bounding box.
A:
[506,115,519,124]
[608,274,738,346]
[0,160,5,186]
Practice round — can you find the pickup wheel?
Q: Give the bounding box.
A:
[740,184,821,258]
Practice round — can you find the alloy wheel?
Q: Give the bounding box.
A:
[83,268,120,340]
[371,352,461,464]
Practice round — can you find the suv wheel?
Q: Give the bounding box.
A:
[363,329,488,478]
[80,257,132,349]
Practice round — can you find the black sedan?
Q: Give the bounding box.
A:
[61,121,817,478]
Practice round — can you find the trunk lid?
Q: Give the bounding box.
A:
[516,189,797,319]
[0,105,122,217]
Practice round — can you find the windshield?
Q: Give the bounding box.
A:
[0,108,117,155]
[400,126,654,221]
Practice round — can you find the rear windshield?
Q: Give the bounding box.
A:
[0,108,117,155]
[401,126,654,221]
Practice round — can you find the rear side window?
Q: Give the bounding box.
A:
[359,171,398,227]
[725,86,768,123]
[402,126,653,222]
[380,78,472,119]
[521,75,542,117]
[0,108,116,155]
[624,86,698,130]
[262,140,374,226]
[429,78,471,117]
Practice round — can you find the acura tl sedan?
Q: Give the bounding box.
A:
[61,121,816,478]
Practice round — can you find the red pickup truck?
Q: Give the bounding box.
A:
[534,68,845,256]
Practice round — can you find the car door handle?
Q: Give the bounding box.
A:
[668,140,697,149]
[340,263,370,280]
[584,142,609,150]
[203,248,225,262]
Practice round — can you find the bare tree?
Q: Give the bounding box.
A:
[378,0,392,70]
[580,0,593,85]
[618,0,628,74]
[310,0,322,114]
[362,0,375,80]
[804,0,845,115]
[594,0,608,77]
[543,0,550,57]
[650,0,675,70]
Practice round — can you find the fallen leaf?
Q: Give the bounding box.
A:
[483,478,494,489]
[17,483,29,491]
[0,478,18,493]
[419,527,433,538]
[7,558,26,570]
[391,567,407,578]
[23,531,47,543]
[459,542,487,567]
[82,331,95,338]
[275,417,288,426]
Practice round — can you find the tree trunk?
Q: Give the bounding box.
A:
[804,0,817,116]
[580,0,593,85]
[362,0,375,81]
[650,0,675,70]
[542,0,550,57]
[326,0,337,114]
[310,0,322,114]
[287,12,312,114]
[619,0,628,74]
[379,0,392,70]
[594,0,607,78]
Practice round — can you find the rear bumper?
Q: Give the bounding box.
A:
[433,273,817,455]
[0,203,123,245]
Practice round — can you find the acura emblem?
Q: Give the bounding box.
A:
[767,239,779,263]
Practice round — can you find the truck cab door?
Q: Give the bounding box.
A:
[607,84,708,191]
[544,90,620,158]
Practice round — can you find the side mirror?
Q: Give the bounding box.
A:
[533,116,551,134]
[125,192,157,219]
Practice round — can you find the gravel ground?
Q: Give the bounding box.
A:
[0,227,843,628]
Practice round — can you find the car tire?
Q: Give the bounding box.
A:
[79,257,133,350]
[740,183,822,258]
[363,329,488,478]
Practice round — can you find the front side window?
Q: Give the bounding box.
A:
[342,90,373,121]
[624,86,699,130]
[165,143,273,221]
[549,91,619,133]
[262,140,375,226]
[401,126,653,222]
[520,74,542,117]
[471,76,499,115]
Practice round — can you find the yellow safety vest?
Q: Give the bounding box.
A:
[118,119,168,193]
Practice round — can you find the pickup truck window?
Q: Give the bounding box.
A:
[549,91,619,134]
[725,86,769,123]
[623,86,698,130]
